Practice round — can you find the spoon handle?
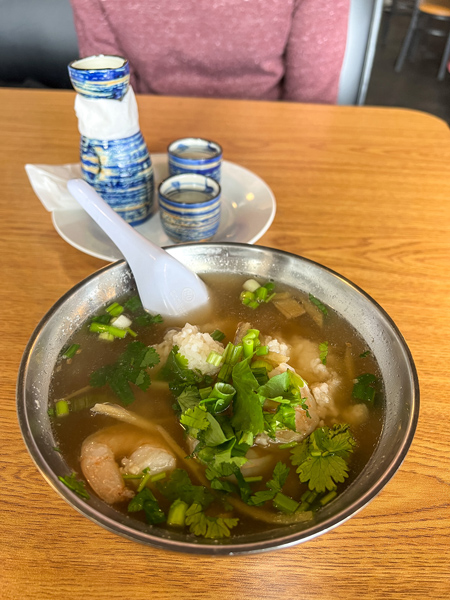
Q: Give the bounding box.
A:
[67,179,209,316]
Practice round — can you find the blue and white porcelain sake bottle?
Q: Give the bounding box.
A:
[68,55,154,225]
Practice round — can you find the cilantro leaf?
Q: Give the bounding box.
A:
[58,472,90,499]
[123,295,143,312]
[185,503,238,539]
[158,469,213,509]
[134,313,163,327]
[231,358,265,440]
[247,462,290,507]
[291,424,356,493]
[177,386,202,413]
[296,453,350,493]
[128,488,165,524]
[159,347,209,395]
[267,461,290,492]
[89,341,160,405]
[352,373,378,404]
[257,371,291,399]
[180,405,210,431]
[248,489,277,506]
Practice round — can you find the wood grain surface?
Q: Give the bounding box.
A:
[1,88,449,600]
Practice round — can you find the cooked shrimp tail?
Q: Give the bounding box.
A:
[91,403,209,487]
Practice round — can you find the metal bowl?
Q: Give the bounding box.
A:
[17,243,419,555]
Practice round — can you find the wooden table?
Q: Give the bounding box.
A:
[1,88,449,599]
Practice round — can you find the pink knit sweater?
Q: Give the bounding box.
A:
[70,0,349,103]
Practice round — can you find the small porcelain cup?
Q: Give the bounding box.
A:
[158,173,221,243]
[68,55,130,100]
[168,138,223,182]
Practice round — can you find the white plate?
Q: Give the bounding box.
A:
[52,154,276,261]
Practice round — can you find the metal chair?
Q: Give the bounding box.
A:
[394,0,450,80]
[337,0,384,105]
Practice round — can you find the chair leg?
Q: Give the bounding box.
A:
[438,28,450,80]
[395,6,421,72]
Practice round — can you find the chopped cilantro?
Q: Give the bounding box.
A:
[123,295,143,312]
[359,350,371,358]
[128,488,165,524]
[309,294,328,316]
[134,313,163,327]
[158,469,213,508]
[185,503,239,538]
[159,346,211,395]
[180,405,210,431]
[319,341,328,365]
[231,358,265,441]
[58,472,90,499]
[352,373,378,404]
[291,424,356,493]
[89,341,160,405]
[248,462,290,507]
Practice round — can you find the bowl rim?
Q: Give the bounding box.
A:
[16,242,420,555]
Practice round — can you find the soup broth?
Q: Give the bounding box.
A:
[50,274,383,540]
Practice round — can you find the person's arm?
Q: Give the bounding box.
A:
[282,0,350,104]
[70,0,120,58]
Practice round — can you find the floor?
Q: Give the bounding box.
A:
[366,6,450,124]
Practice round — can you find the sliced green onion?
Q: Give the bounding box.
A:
[255,345,268,356]
[137,469,152,492]
[242,338,254,358]
[106,302,124,317]
[243,329,260,340]
[150,472,166,483]
[126,327,138,338]
[263,282,275,292]
[55,400,69,417]
[167,498,188,527]
[89,322,127,338]
[319,490,337,506]
[243,476,263,483]
[98,332,115,342]
[255,286,268,302]
[210,329,226,342]
[62,344,80,359]
[247,300,259,310]
[199,386,213,400]
[273,492,299,514]
[240,290,255,302]
[206,351,223,367]
[243,279,261,292]
[266,292,276,303]
[229,345,243,365]
[251,360,273,372]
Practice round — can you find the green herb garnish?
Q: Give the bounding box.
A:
[90,341,159,405]
[128,488,165,524]
[352,373,378,404]
[309,294,328,316]
[319,341,328,365]
[58,472,90,499]
[291,424,356,493]
[185,503,239,538]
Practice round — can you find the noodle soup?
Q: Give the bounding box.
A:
[50,274,383,540]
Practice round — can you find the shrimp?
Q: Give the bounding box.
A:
[80,423,176,504]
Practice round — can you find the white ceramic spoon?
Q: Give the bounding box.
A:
[67,179,210,317]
